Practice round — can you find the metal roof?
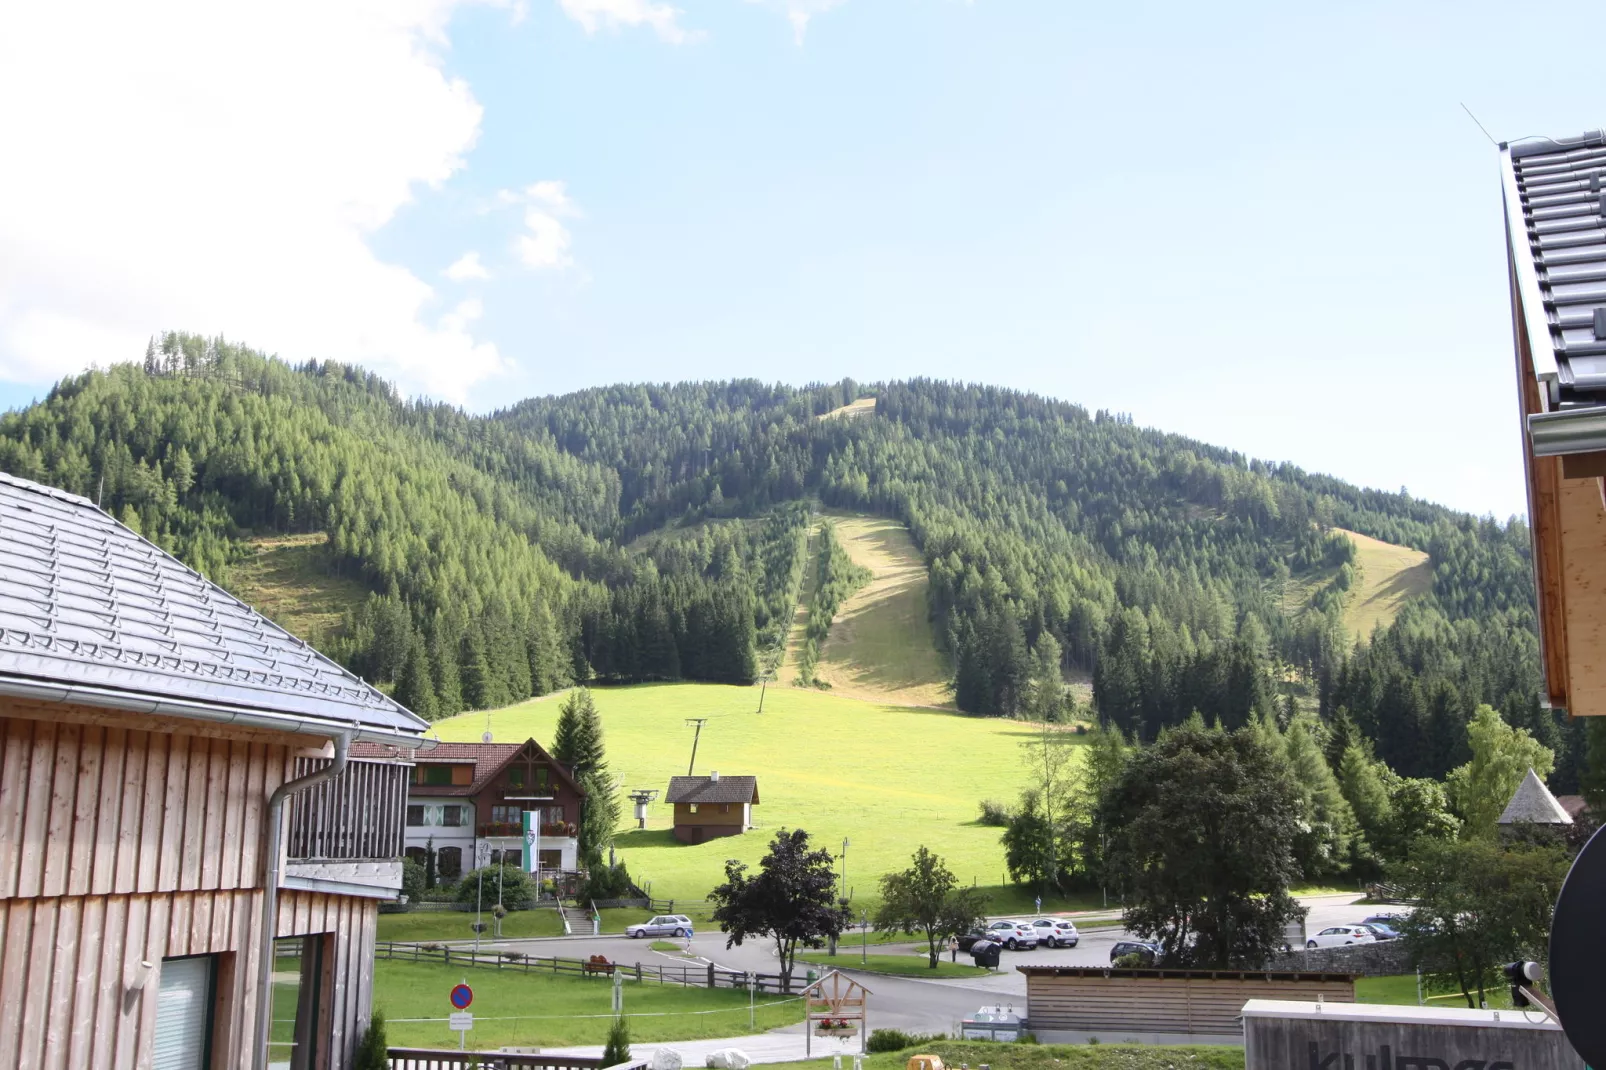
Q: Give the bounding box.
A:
[0,471,428,743]
[1241,998,1563,1031]
[1502,130,1606,454]
[1498,767,1573,825]
[667,774,759,805]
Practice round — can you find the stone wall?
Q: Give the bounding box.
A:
[1267,940,1413,976]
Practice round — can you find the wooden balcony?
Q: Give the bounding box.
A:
[283,756,410,898]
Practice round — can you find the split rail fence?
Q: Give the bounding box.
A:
[374,941,798,992]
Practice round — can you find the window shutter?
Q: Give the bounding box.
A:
[153,956,214,1070]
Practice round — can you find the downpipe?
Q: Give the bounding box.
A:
[255,729,353,1070]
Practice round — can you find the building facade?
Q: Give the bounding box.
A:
[665,773,759,844]
[354,737,587,879]
[0,472,429,1070]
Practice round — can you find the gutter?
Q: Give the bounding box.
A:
[1530,408,1606,457]
[255,729,351,1070]
[0,673,435,750]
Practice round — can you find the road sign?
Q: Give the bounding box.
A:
[449,1012,473,1031]
[450,983,473,1009]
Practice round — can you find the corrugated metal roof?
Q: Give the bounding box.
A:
[1504,130,1606,448]
[0,471,427,738]
[1497,767,1572,825]
[667,774,758,804]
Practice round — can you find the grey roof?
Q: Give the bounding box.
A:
[0,471,428,741]
[667,774,759,805]
[1497,768,1572,825]
[1502,130,1606,454]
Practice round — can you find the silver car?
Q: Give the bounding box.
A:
[626,914,695,938]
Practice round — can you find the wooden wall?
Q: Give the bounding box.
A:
[0,700,380,1070]
[1024,970,1356,1036]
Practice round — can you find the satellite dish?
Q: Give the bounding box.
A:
[1550,823,1606,1065]
[482,731,493,743]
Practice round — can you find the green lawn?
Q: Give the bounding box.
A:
[378,909,564,942]
[1355,974,1520,1010]
[373,959,803,1049]
[796,1042,1244,1070]
[434,682,1085,903]
[797,950,996,979]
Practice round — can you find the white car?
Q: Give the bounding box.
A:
[625,914,695,938]
[1029,918,1080,948]
[1306,925,1376,949]
[984,920,1039,950]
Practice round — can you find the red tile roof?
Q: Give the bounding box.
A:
[351,738,585,799]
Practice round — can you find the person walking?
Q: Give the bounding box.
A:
[949,935,959,963]
[1034,895,1042,914]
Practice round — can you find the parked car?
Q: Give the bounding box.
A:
[955,929,991,952]
[625,915,695,938]
[1306,925,1376,949]
[984,920,1039,950]
[1029,918,1080,948]
[1361,915,1403,940]
[1110,940,1159,965]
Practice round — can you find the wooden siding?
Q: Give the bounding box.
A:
[0,889,376,1070]
[1024,970,1356,1036]
[0,711,288,900]
[1554,475,1606,716]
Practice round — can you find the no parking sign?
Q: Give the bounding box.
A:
[449,983,473,1009]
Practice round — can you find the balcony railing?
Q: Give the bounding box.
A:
[478,821,576,838]
[286,756,409,861]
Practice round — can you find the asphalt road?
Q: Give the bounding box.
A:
[495,893,1382,1035]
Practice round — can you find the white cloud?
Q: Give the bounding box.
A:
[558,0,698,44]
[514,181,581,271]
[445,251,492,280]
[745,0,847,43]
[0,0,509,401]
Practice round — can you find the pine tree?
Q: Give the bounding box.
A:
[429,617,463,716]
[1029,632,1065,722]
[459,622,493,711]
[394,636,438,720]
[578,770,620,870]
[553,688,606,778]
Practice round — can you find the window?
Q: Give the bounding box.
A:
[491,805,521,825]
[407,804,463,828]
[491,848,522,868]
[442,805,464,828]
[721,803,730,813]
[538,849,562,870]
[406,805,424,827]
[508,766,524,787]
[544,805,565,825]
[153,955,216,1070]
[413,764,455,786]
[438,846,463,879]
[688,803,699,814]
[404,846,426,865]
[266,937,324,1070]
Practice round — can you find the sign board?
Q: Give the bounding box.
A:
[450,983,473,1009]
[449,1012,473,1032]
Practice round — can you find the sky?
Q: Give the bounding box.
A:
[3,0,1604,520]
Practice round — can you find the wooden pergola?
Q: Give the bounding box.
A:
[802,971,872,1055]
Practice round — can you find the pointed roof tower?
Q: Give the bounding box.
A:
[1497,767,1573,825]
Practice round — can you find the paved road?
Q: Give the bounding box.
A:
[491,893,1381,1036]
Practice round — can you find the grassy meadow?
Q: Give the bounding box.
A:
[228,533,371,647]
[432,682,1084,905]
[1338,529,1433,639]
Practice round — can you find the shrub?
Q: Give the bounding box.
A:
[580,861,635,901]
[602,1015,631,1065]
[400,858,425,902]
[1112,952,1145,968]
[977,799,1012,826]
[352,1010,388,1070]
[866,1029,944,1053]
[455,865,536,909]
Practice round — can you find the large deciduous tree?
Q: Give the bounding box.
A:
[1446,705,1554,838]
[1100,720,1304,967]
[874,846,990,968]
[709,829,851,983]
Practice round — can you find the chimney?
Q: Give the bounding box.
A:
[710,770,720,783]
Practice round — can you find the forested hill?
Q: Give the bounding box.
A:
[0,333,1566,788]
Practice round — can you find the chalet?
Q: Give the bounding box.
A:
[666,772,759,844]
[1502,129,1606,718]
[351,737,586,879]
[0,472,430,1070]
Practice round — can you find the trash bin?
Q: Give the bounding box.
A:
[970,939,1001,970]
[806,969,818,983]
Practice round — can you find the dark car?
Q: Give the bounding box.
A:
[955,930,991,952]
[1360,917,1401,941]
[1110,940,1159,965]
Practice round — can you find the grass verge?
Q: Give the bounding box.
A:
[798,1042,1243,1070]
[797,951,995,979]
[373,960,803,1049]
[377,909,564,942]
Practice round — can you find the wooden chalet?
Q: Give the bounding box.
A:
[0,472,431,1069]
[1504,130,1606,717]
[665,772,758,844]
[350,736,587,879]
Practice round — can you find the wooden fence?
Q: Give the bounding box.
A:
[374,941,796,992]
[388,1051,647,1070]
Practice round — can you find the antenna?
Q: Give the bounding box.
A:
[684,718,708,776]
[482,707,492,744]
[1460,102,1498,147]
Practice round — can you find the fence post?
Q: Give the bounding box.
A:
[443,947,450,968]
[636,963,642,982]
[708,963,716,989]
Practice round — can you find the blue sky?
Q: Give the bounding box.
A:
[4,0,1605,519]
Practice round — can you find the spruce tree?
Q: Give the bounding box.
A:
[429,617,463,716]
[553,688,606,778]
[394,636,438,719]
[459,622,493,711]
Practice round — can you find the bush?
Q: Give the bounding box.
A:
[352,1009,388,1070]
[977,799,1012,826]
[400,858,424,902]
[581,862,635,901]
[1112,952,1145,968]
[455,865,536,909]
[602,1015,631,1064]
[867,1029,944,1053]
